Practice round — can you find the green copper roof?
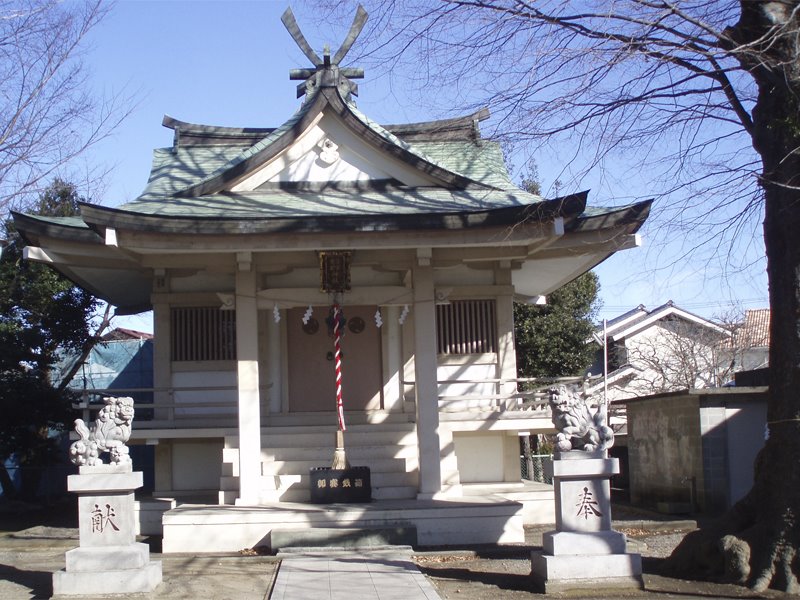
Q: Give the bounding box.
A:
[141,138,511,191]
[16,84,650,233]
[114,186,541,219]
[140,146,245,197]
[412,141,514,189]
[16,214,89,229]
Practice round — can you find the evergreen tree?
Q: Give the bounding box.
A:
[514,272,600,379]
[0,180,97,498]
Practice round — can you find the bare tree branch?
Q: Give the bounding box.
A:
[302,1,800,590]
[0,1,131,214]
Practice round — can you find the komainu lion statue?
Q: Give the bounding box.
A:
[548,385,614,452]
[69,396,135,466]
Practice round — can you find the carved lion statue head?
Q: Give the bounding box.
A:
[108,396,135,424]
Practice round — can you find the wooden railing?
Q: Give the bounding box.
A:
[436,375,598,412]
[72,386,242,430]
[71,375,599,429]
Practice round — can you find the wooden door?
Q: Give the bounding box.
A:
[287,305,383,412]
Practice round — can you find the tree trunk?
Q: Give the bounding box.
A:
[664,4,800,591]
[56,303,112,393]
[662,139,800,597]
[745,177,800,591]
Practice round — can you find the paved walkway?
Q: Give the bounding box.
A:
[271,548,442,600]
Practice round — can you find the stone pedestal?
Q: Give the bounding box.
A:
[531,451,642,593]
[53,465,162,596]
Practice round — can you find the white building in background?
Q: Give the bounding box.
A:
[586,302,770,433]
[587,302,733,405]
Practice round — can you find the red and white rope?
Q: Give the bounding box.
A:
[333,304,346,431]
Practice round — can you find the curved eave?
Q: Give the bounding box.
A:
[78,192,587,236]
[11,211,102,246]
[163,115,276,138]
[571,199,652,234]
[51,266,152,316]
[566,198,653,267]
[175,87,490,197]
[11,212,152,314]
[511,199,651,299]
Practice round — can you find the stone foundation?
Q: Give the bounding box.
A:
[530,451,642,593]
[53,465,162,596]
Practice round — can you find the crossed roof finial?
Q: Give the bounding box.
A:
[282,5,367,101]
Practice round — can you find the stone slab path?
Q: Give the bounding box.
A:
[271,548,442,600]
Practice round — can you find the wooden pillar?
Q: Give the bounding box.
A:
[413,249,443,498]
[235,253,262,505]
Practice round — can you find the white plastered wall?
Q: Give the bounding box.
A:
[171,441,224,492]
[453,432,522,483]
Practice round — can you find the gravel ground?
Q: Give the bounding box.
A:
[413,518,793,600]
[1,500,795,600]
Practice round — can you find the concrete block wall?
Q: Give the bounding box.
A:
[627,393,704,510]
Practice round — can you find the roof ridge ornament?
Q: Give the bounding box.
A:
[281,5,367,102]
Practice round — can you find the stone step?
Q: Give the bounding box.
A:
[462,482,553,500]
[261,412,413,428]
[371,485,418,500]
[278,484,418,502]
[260,444,418,461]
[224,429,418,449]
[260,422,417,435]
[222,444,418,467]
[219,471,418,492]
[162,498,526,552]
[260,457,409,476]
[269,527,418,551]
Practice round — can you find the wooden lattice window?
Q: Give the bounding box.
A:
[171,307,236,361]
[436,300,497,355]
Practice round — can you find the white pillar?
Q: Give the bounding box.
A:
[495,266,518,409]
[267,314,282,414]
[382,306,403,411]
[151,275,172,424]
[151,281,173,494]
[413,250,443,498]
[235,256,262,505]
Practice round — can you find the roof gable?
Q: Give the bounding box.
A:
[172,88,490,198]
[602,301,729,342]
[228,111,438,190]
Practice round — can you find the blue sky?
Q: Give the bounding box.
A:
[80,1,769,332]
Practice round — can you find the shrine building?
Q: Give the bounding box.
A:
[12,8,650,551]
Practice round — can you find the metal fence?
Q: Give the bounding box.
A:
[520,453,553,484]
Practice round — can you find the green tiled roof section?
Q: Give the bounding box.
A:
[18,214,91,229]
[109,187,543,218]
[344,101,487,187]
[137,146,247,198]
[158,101,316,197]
[132,138,519,209]
[411,141,515,190]
[146,91,495,199]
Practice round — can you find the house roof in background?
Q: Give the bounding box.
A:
[740,308,770,347]
[102,328,154,341]
[598,300,729,342]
